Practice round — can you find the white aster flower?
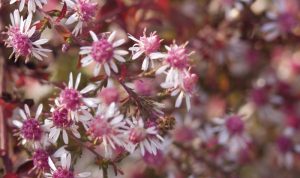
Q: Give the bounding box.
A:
[64,0,97,36]
[125,117,164,156]
[85,103,128,157]
[12,104,47,148]
[55,72,99,122]
[128,28,164,71]
[4,10,51,62]
[79,31,128,76]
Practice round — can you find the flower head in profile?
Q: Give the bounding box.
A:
[4,10,51,62]
[65,0,97,36]
[46,150,90,178]
[156,42,192,87]
[125,117,164,156]
[10,0,47,12]
[85,103,128,156]
[128,29,164,71]
[12,104,45,148]
[80,31,128,76]
[162,72,198,110]
[55,72,99,121]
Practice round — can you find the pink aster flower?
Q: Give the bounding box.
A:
[156,42,192,87]
[4,10,51,62]
[10,0,47,12]
[55,72,99,121]
[162,72,198,110]
[12,104,46,148]
[44,107,82,144]
[46,151,91,178]
[79,31,128,76]
[125,117,164,156]
[64,0,97,36]
[128,29,164,71]
[85,103,128,156]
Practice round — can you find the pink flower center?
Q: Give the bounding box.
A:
[60,88,81,111]
[91,39,113,63]
[53,167,74,178]
[225,116,244,135]
[98,87,119,105]
[52,108,73,128]
[76,0,96,21]
[11,32,32,57]
[183,73,198,93]
[33,149,49,170]
[88,116,113,139]
[139,34,160,55]
[166,45,189,70]
[21,118,42,141]
[129,127,147,144]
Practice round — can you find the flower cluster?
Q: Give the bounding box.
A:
[3,0,300,178]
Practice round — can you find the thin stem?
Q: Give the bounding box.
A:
[102,166,108,178]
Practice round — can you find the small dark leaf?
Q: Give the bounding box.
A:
[56,2,67,23]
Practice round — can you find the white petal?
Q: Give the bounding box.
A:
[68,73,73,88]
[114,50,128,56]
[62,130,69,144]
[141,57,149,71]
[19,109,27,120]
[104,63,111,76]
[65,14,78,25]
[33,39,48,45]
[48,157,57,171]
[35,104,43,119]
[89,31,98,41]
[80,84,96,94]
[108,31,116,43]
[132,50,143,60]
[93,64,101,76]
[13,120,23,128]
[113,54,126,62]
[113,39,125,48]
[110,61,118,73]
[175,91,184,108]
[155,65,169,75]
[75,73,81,90]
